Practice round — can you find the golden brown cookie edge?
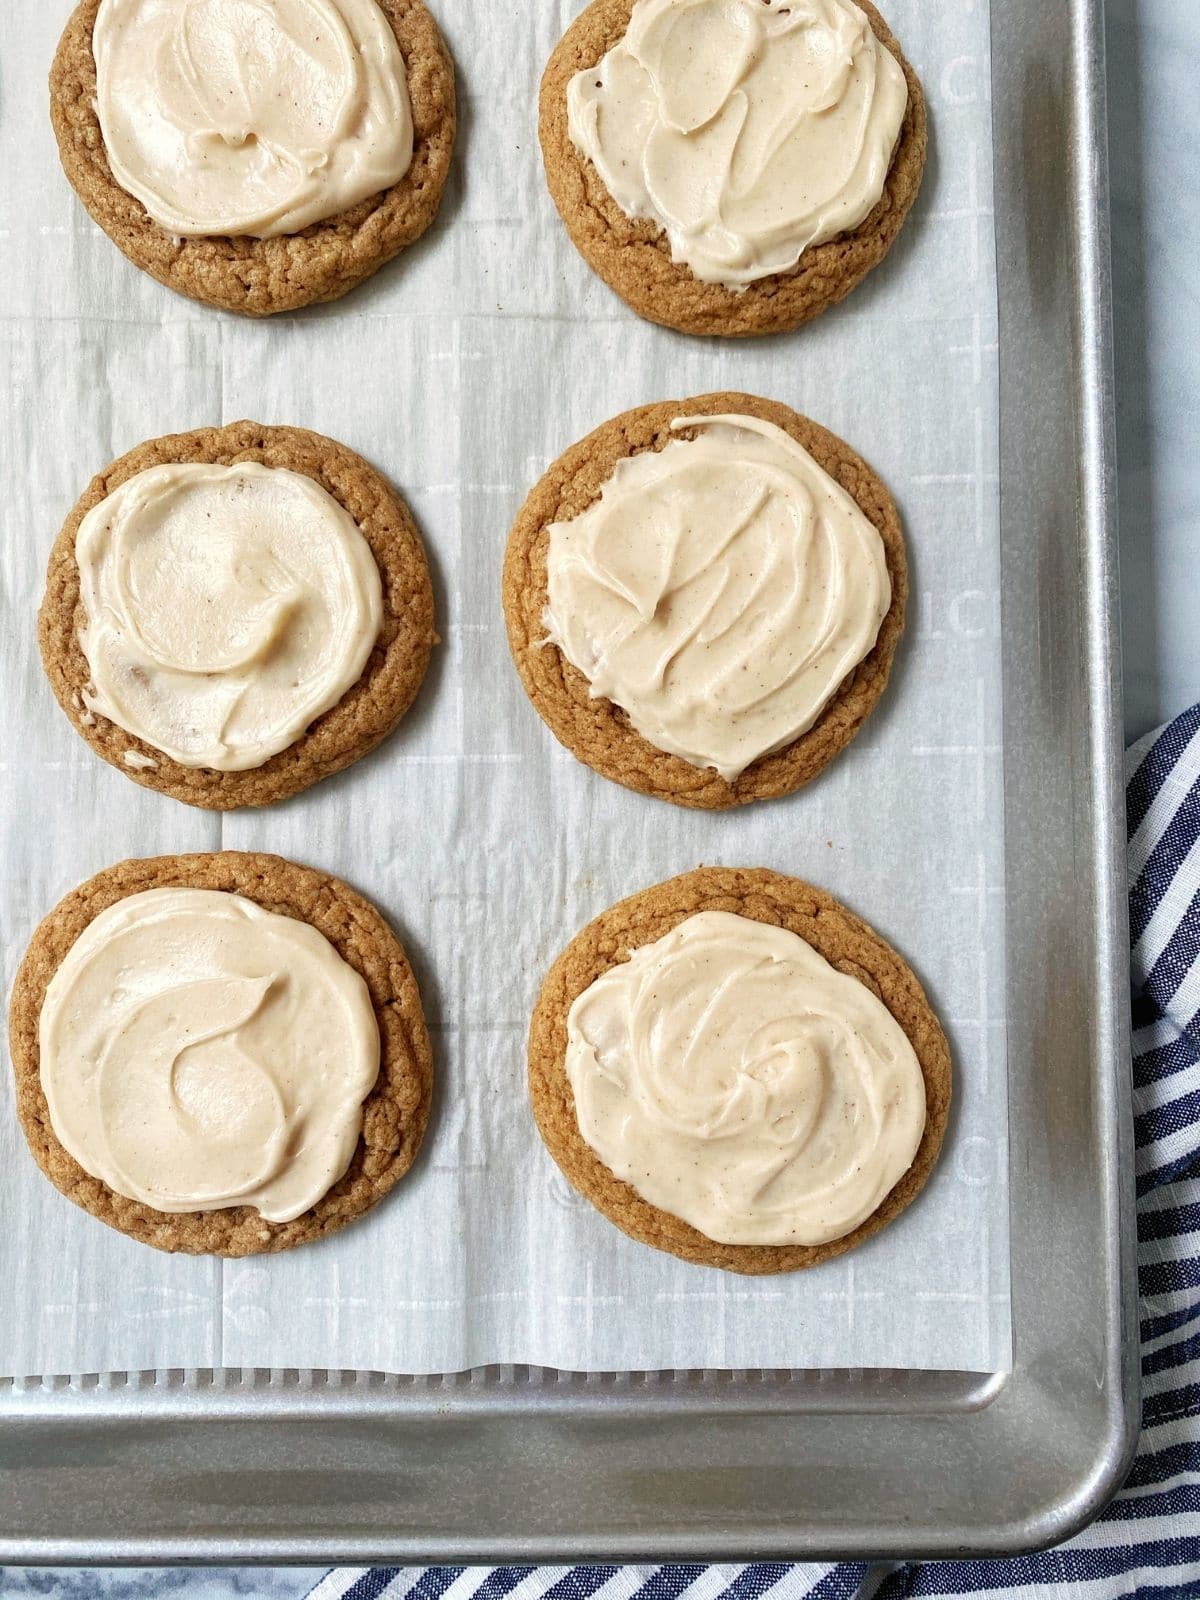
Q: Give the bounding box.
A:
[39,420,437,811]
[49,0,457,316]
[501,392,907,809]
[538,0,927,338]
[8,850,435,1257]
[529,866,952,1274]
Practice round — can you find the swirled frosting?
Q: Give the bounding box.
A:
[93,0,414,237]
[565,910,927,1246]
[76,461,383,771]
[566,0,907,288]
[39,887,380,1221]
[543,412,891,781]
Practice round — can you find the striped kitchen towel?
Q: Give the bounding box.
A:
[309,706,1200,1600]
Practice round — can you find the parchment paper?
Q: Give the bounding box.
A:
[0,0,1010,1376]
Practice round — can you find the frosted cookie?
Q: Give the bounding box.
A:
[502,393,905,808]
[530,867,951,1274]
[8,851,434,1256]
[39,421,436,810]
[540,0,926,336]
[50,0,456,315]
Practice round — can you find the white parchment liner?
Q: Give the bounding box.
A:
[0,0,1009,1375]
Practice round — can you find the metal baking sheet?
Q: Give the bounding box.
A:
[0,0,1136,1562]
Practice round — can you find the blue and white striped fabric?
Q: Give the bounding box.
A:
[309,707,1200,1600]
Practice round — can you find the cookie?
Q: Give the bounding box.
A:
[8,851,434,1257]
[502,393,906,808]
[40,420,436,810]
[529,866,951,1274]
[49,0,456,316]
[539,0,926,337]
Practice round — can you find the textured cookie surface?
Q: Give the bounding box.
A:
[530,867,951,1274]
[502,393,906,808]
[40,420,436,810]
[8,851,433,1256]
[539,0,926,337]
[49,0,456,315]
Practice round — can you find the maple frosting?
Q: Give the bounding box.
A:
[92,0,414,237]
[566,0,908,288]
[39,887,380,1222]
[76,460,383,771]
[543,413,891,781]
[565,910,927,1246]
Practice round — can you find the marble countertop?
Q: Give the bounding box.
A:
[0,1574,321,1599]
[1109,0,1199,739]
[1,0,1194,1594]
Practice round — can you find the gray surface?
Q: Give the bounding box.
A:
[1109,0,1200,737]
[0,0,1177,1574]
[0,1576,317,1599]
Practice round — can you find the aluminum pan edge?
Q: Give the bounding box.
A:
[0,0,1137,1561]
